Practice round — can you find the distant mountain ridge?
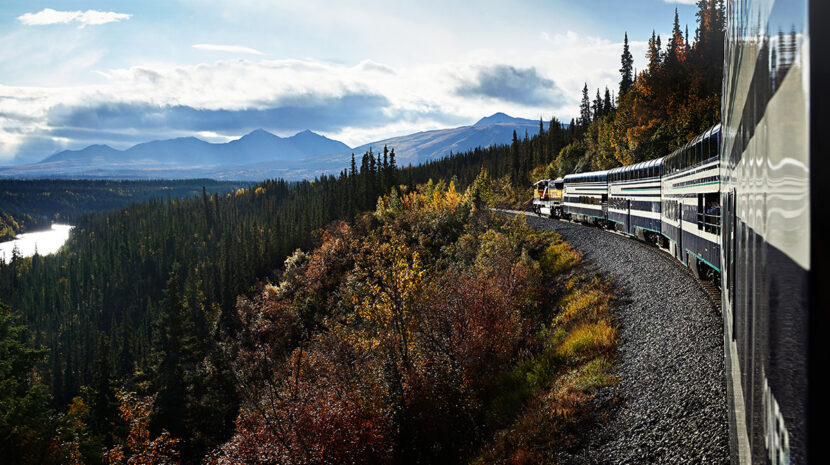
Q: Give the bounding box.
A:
[1,113,561,180]
[42,129,350,166]
[344,112,555,166]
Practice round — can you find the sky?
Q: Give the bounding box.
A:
[0,0,701,165]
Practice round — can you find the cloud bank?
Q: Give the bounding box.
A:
[193,44,264,55]
[456,65,565,106]
[17,8,132,27]
[0,29,645,164]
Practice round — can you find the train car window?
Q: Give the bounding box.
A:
[703,136,710,161]
[695,141,701,165]
[703,192,720,234]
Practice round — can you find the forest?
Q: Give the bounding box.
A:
[0,179,247,238]
[0,2,724,463]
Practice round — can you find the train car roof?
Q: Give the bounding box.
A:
[667,123,722,161]
[564,170,609,181]
[608,156,664,175]
[563,170,609,180]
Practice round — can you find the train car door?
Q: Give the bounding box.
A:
[677,200,683,262]
[601,194,608,219]
[726,189,736,339]
[626,199,632,235]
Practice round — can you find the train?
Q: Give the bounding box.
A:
[531,177,563,217]
[530,1,828,463]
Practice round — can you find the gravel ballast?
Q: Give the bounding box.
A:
[505,211,729,464]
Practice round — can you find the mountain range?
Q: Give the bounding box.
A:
[0,113,555,181]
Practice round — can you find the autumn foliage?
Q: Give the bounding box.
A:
[207,174,598,464]
[104,390,180,465]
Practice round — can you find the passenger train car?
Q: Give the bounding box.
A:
[662,125,721,280]
[607,158,662,243]
[721,1,826,464]
[531,1,827,461]
[563,170,608,225]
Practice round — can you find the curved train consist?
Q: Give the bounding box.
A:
[532,1,827,463]
[533,124,723,281]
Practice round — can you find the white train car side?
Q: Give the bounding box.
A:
[660,124,721,279]
[608,158,663,243]
[563,170,608,225]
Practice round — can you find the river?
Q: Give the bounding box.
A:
[0,224,73,264]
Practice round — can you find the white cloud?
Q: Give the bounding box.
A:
[1,31,645,161]
[192,44,264,55]
[17,8,131,27]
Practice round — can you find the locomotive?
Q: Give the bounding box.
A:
[531,177,563,218]
[531,1,828,462]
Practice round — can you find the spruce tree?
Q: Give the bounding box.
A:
[603,87,613,114]
[666,8,683,67]
[0,302,51,463]
[592,89,603,119]
[511,130,520,182]
[647,30,661,72]
[579,83,591,129]
[619,32,634,95]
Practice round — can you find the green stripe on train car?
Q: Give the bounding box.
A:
[674,181,720,189]
[685,248,721,272]
[634,225,661,234]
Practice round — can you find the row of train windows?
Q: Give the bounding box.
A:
[662,200,681,221]
[609,166,659,182]
[609,198,657,211]
[565,195,602,205]
[664,131,719,175]
[568,175,606,184]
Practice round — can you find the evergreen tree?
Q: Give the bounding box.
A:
[666,8,684,67]
[151,268,190,443]
[579,83,592,129]
[619,32,634,95]
[592,89,603,119]
[0,302,52,464]
[511,130,520,181]
[388,149,397,189]
[647,30,662,73]
[603,87,613,114]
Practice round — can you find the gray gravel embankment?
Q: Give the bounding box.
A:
[505,211,729,464]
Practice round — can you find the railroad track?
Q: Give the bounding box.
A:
[505,209,724,316]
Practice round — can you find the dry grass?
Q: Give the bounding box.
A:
[556,320,616,358]
[540,241,582,277]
